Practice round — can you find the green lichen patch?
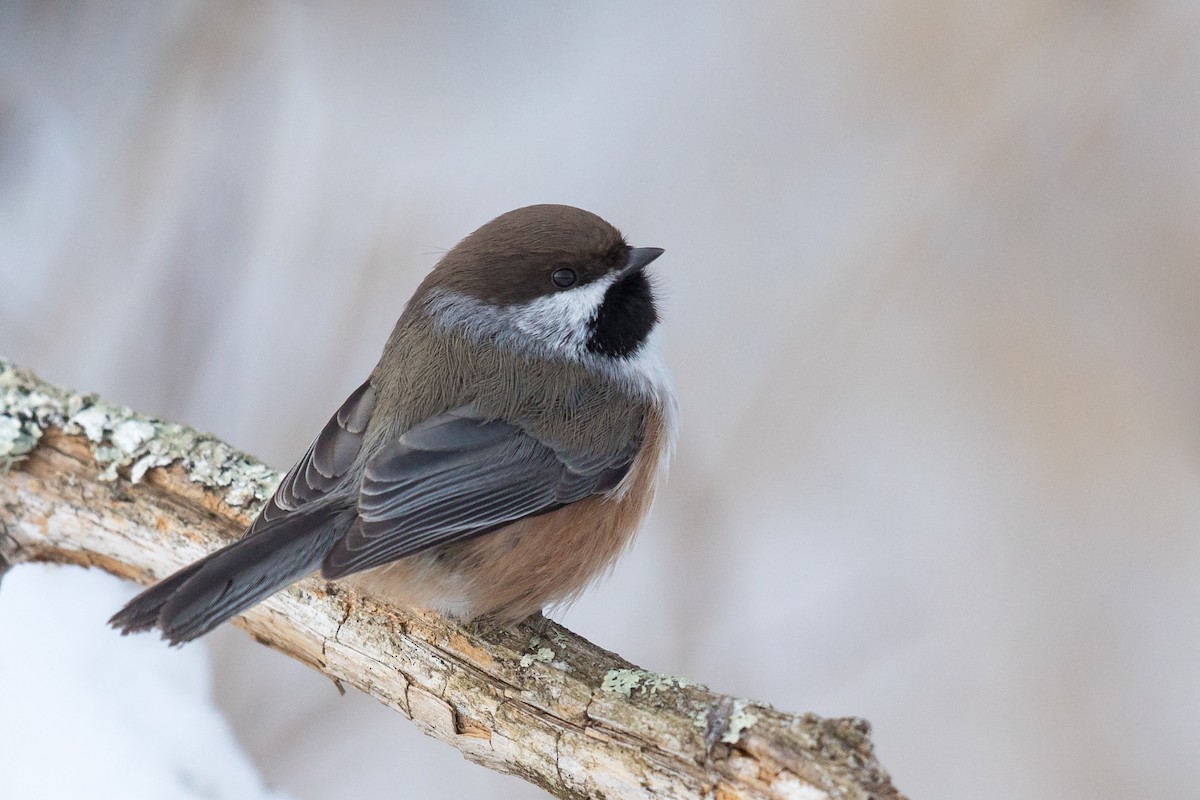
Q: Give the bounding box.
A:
[0,413,42,469]
[519,647,556,668]
[721,699,759,743]
[518,635,561,669]
[0,357,280,507]
[600,668,699,698]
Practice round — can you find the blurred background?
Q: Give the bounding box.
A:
[3,2,1199,798]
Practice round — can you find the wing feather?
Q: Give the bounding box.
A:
[321,406,638,578]
[246,380,376,536]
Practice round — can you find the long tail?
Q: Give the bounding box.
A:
[109,507,343,645]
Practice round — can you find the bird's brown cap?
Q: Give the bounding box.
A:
[417,204,631,306]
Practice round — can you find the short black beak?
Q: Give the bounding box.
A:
[619,247,665,277]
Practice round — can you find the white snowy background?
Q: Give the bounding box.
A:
[3,3,1200,799]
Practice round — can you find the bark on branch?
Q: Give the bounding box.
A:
[0,358,904,800]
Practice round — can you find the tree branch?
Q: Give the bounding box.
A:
[0,358,904,800]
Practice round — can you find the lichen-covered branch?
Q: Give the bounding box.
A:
[0,357,904,800]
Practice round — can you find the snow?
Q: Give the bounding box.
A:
[0,564,291,800]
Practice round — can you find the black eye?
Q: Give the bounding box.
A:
[551,268,577,288]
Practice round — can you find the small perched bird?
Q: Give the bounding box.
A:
[110,204,677,644]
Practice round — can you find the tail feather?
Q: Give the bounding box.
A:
[107,558,209,634]
[109,507,343,645]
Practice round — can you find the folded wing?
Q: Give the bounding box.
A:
[321,405,636,578]
[247,379,376,534]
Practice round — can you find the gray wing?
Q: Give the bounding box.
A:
[320,405,637,579]
[109,379,377,642]
[246,379,376,535]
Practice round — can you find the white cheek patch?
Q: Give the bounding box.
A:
[510,276,615,355]
[423,284,677,409]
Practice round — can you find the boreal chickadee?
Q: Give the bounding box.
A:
[110,204,677,643]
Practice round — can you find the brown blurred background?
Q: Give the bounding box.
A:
[3,2,1199,798]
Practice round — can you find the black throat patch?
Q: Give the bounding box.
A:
[586,271,658,358]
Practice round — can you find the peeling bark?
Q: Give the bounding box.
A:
[0,358,905,800]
